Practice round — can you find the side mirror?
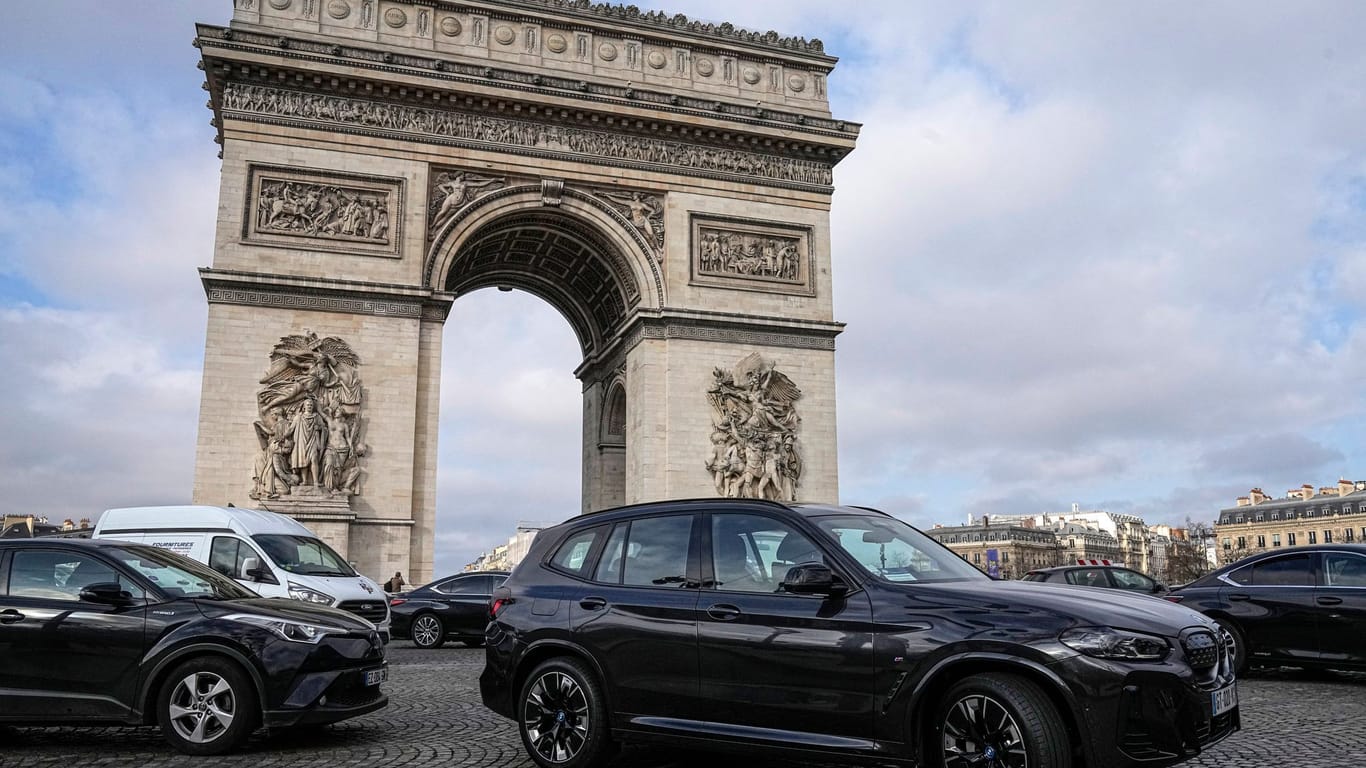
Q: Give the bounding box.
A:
[781,563,847,596]
[80,582,133,606]
[239,557,259,580]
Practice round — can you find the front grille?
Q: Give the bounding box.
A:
[323,673,384,708]
[1183,630,1218,670]
[337,599,389,623]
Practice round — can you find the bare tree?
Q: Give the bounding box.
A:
[1166,518,1217,585]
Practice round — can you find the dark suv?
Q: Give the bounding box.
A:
[482,500,1238,768]
[0,538,388,754]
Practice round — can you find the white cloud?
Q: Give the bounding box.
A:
[4,1,1366,571]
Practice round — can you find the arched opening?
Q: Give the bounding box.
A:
[429,206,641,572]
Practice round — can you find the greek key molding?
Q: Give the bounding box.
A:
[207,286,422,318]
[221,83,833,188]
[621,319,838,353]
[244,164,404,258]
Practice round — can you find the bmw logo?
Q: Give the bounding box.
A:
[985,746,997,760]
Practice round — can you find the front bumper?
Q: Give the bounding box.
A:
[264,662,390,728]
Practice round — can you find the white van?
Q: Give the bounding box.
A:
[94,505,391,640]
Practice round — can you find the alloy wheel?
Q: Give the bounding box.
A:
[521,670,591,764]
[941,693,1028,768]
[413,615,442,647]
[167,671,236,745]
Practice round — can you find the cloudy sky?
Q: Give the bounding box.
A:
[3,1,1365,578]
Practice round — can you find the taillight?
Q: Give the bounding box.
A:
[389,598,407,607]
[490,597,510,618]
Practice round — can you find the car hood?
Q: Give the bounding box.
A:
[899,579,1217,637]
[198,596,375,631]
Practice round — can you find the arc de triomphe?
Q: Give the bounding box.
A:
[190,0,858,583]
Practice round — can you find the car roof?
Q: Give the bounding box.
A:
[561,499,894,531]
[1027,564,1132,574]
[0,537,135,550]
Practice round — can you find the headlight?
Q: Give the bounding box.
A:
[225,613,346,644]
[1060,627,1170,661]
[287,582,334,605]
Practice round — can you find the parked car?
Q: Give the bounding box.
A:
[1023,563,1169,595]
[0,538,388,754]
[94,505,392,641]
[1165,544,1366,674]
[390,570,510,649]
[481,499,1239,768]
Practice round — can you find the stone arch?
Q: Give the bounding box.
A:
[424,185,663,358]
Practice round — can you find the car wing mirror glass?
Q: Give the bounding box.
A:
[242,558,279,585]
[80,582,133,606]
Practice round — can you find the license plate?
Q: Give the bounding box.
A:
[364,667,388,687]
[1211,683,1237,716]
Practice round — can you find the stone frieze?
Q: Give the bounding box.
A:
[691,215,813,295]
[244,164,403,257]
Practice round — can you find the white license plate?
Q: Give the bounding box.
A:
[364,667,388,687]
[1211,683,1237,716]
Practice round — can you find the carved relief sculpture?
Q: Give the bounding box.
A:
[691,215,813,295]
[593,189,664,253]
[706,353,802,502]
[245,165,403,258]
[428,169,507,236]
[251,331,366,501]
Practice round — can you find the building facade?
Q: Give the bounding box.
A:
[927,523,1059,580]
[1214,480,1366,565]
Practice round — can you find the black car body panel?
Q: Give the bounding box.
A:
[1167,544,1366,670]
[389,570,509,644]
[482,499,1239,768]
[0,539,387,738]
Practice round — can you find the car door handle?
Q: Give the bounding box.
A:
[578,597,607,611]
[1228,593,1251,602]
[706,604,742,621]
[0,609,24,624]
[1317,596,1344,606]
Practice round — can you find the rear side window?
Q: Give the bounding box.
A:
[1021,572,1046,582]
[550,527,606,577]
[1251,554,1312,586]
[1065,569,1110,588]
[621,515,693,588]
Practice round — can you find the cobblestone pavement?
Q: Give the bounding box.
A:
[3,646,1365,767]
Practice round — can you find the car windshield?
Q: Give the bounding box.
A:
[816,515,988,583]
[253,534,357,577]
[107,544,257,600]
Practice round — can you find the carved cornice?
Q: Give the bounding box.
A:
[618,312,843,355]
[218,82,834,191]
[201,268,443,320]
[196,25,860,141]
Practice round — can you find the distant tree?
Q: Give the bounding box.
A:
[1166,518,1217,585]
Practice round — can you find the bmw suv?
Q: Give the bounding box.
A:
[481,500,1239,768]
[0,538,388,754]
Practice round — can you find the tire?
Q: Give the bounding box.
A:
[934,673,1072,768]
[517,657,614,768]
[1214,618,1248,675]
[157,656,259,756]
[411,613,446,649]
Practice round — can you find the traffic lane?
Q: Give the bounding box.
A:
[2,646,1365,767]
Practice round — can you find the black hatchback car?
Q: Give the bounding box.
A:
[481,499,1239,768]
[390,570,509,648]
[0,538,388,754]
[1165,544,1366,673]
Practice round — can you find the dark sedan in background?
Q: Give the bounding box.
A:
[1023,564,1169,595]
[1166,544,1366,673]
[390,570,508,648]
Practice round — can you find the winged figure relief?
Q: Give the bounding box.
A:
[706,353,803,502]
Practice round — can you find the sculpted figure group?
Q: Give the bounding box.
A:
[706,353,804,502]
[251,332,367,501]
[256,179,391,243]
[699,230,801,281]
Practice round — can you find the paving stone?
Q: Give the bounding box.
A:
[2,648,1363,767]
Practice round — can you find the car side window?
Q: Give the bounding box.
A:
[710,513,820,593]
[1111,569,1156,591]
[208,537,262,580]
[593,524,628,584]
[1250,554,1312,586]
[1226,565,1253,586]
[439,576,492,595]
[1065,568,1109,588]
[549,526,605,578]
[8,550,140,602]
[621,515,693,588]
[1324,554,1366,587]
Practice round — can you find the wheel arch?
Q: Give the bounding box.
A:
[513,639,614,717]
[906,653,1092,767]
[138,642,267,726]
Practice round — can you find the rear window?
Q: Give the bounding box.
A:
[549,526,606,577]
